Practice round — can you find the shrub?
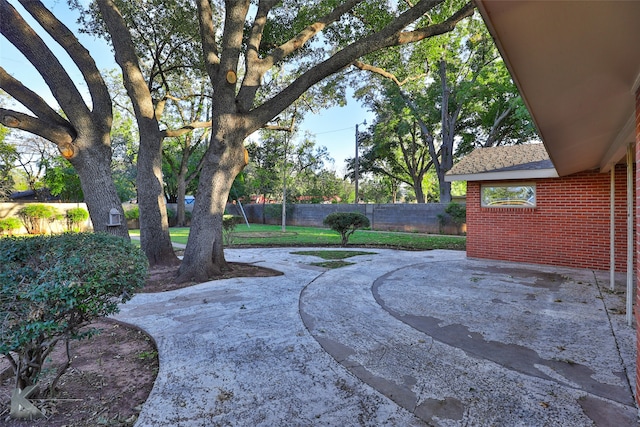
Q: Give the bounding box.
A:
[65,207,89,232]
[166,207,176,220]
[323,212,370,246]
[17,204,62,234]
[438,202,467,232]
[123,205,139,220]
[0,233,148,418]
[0,217,22,235]
[223,215,243,245]
[445,202,466,226]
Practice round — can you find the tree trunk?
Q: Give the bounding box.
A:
[176,178,187,227]
[71,134,129,239]
[137,131,179,266]
[177,119,246,283]
[413,175,425,203]
[97,0,178,267]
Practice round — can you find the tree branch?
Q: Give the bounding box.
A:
[351,60,427,86]
[249,0,474,132]
[0,0,90,123]
[237,0,363,111]
[97,0,157,130]
[398,2,475,44]
[161,121,212,138]
[484,105,514,147]
[196,0,221,82]
[19,0,111,120]
[0,67,71,130]
[0,108,74,145]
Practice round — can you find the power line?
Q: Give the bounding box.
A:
[312,126,355,135]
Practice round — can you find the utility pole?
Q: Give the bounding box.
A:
[282,132,288,232]
[354,120,366,204]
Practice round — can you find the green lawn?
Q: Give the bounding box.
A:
[132,224,466,251]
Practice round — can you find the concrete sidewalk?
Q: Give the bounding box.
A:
[113,249,638,426]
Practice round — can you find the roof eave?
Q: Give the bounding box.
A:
[445,168,559,183]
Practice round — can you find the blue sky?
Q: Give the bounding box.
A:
[1,1,372,172]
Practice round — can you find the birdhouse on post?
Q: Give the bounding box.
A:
[107,208,122,227]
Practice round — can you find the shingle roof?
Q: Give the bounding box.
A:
[446,144,558,182]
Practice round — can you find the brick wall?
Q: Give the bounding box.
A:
[467,165,634,272]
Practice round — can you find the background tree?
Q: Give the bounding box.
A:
[160,76,211,226]
[108,93,140,202]
[245,127,332,205]
[0,0,128,237]
[42,156,84,202]
[0,126,17,200]
[353,15,536,202]
[354,88,434,203]
[12,135,59,201]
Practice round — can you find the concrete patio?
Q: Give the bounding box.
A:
[113,248,637,426]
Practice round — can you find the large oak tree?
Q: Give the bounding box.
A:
[0,0,128,238]
[174,0,475,282]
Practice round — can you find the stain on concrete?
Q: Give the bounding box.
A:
[415,397,465,423]
[472,266,564,291]
[578,395,639,426]
[372,279,635,407]
[346,364,418,414]
[313,336,355,363]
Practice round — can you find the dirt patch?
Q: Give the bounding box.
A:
[142,262,282,293]
[1,262,281,426]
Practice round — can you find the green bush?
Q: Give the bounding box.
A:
[0,233,148,416]
[65,207,89,232]
[323,212,370,246]
[0,217,22,235]
[123,205,139,220]
[223,215,243,245]
[17,204,62,234]
[445,202,466,225]
[166,207,176,220]
[438,202,467,232]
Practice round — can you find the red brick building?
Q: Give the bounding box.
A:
[447,144,635,272]
[474,0,640,406]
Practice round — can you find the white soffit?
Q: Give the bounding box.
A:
[445,168,558,182]
[475,1,640,176]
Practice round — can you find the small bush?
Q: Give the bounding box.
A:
[445,202,466,226]
[65,207,89,232]
[0,233,148,417]
[17,204,62,234]
[0,217,22,235]
[323,212,370,246]
[123,205,139,220]
[223,215,243,245]
[438,202,467,232]
[166,207,176,220]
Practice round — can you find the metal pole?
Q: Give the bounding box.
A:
[610,167,615,291]
[626,144,633,326]
[354,123,359,204]
[282,133,288,232]
[236,198,249,228]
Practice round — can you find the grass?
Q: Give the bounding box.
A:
[131,224,466,251]
[290,250,377,269]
